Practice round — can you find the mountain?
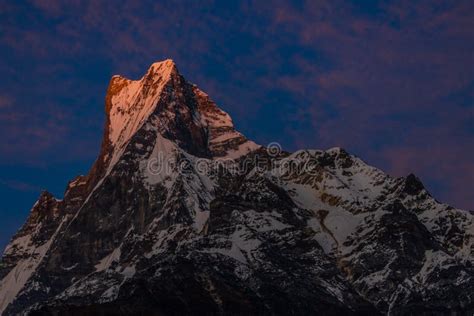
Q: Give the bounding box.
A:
[1,59,473,315]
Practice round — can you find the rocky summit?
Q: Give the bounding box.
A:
[0,60,473,315]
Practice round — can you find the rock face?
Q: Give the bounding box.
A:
[0,60,473,315]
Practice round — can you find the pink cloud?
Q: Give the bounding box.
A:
[0,95,13,109]
[0,179,41,192]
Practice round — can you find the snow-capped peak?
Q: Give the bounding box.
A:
[1,59,473,315]
[146,59,177,76]
[106,59,177,148]
[101,59,259,175]
[98,59,183,178]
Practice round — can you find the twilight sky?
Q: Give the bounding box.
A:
[0,0,473,251]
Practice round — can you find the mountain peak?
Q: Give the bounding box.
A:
[104,59,180,155]
[87,60,260,192]
[110,59,177,82]
[1,59,473,315]
[104,59,258,160]
[141,59,179,86]
[146,59,177,75]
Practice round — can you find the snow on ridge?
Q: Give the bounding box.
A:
[140,132,217,233]
[0,217,67,314]
[192,85,261,159]
[210,131,242,144]
[95,248,121,272]
[49,61,180,274]
[219,140,261,160]
[2,234,32,257]
[284,181,362,253]
[108,60,176,165]
[140,133,179,190]
[148,59,176,74]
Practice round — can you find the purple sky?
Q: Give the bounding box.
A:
[0,0,473,249]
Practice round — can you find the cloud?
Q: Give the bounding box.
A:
[0,95,12,109]
[262,0,474,209]
[0,178,42,192]
[0,103,69,163]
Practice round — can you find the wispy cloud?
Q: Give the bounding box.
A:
[0,178,41,192]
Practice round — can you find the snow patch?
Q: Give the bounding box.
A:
[0,218,67,314]
[220,140,260,160]
[95,248,121,272]
[107,60,176,173]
